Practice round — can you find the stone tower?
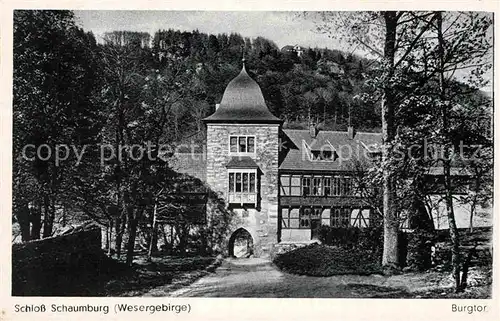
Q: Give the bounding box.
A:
[203,62,281,258]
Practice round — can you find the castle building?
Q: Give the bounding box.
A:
[202,62,281,257]
[172,62,492,258]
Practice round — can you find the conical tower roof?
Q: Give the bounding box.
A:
[203,63,281,124]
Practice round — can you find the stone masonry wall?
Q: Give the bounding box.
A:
[12,226,104,296]
[206,123,280,257]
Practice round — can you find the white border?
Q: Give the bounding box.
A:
[1,2,499,321]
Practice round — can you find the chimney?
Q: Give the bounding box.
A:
[215,103,220,111]
[309,123,318,138]
[347,126,355,139]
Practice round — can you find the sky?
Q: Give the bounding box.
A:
[74,11,348,51]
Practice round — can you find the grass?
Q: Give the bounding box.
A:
[103,254,219,296]
[411,284,492,299]
[273,243,383,276]
[13,251,219,296]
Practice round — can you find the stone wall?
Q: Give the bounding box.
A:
[12,226,104,296]
[206,123,280,257]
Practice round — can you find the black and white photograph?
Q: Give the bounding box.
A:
[9,8,494,304]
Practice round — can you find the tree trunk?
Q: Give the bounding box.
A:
[381,11,399,268]
[115,213,125,259]
[31,202,42,240]
[42,194,54,238]
[161,224,169,252]
[469,199,476,233]
[147,204,158,261]
[177,224,189,256]
[437,11,462,292]
[459,249,474,291]
[126,212,139,266]
[17,203,31,242]
[469,176,480,233]
[107,218,113,256]
[444,162,461,291]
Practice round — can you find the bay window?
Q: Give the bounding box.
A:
[228,169,257,205]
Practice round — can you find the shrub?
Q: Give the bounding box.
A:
[273,243,382,276]
[318,225,383,254]
[404,230,434,271]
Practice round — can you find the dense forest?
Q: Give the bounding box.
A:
[103,28,382,140]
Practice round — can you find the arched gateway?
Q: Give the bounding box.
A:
[228,228,254,258]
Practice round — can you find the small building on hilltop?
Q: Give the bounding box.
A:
[281,44,305,57]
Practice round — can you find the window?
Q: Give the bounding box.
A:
[282,206,370,229]
[321,208,331,226]
[239,137,246,152]
[280,175,290,196]
[235,173,242,192]
[343,177,353,195]
[229,172,234,191]
[248,137,255,153]
[289,208,300,228]
[230,137,237,153]
[332,177,341,196]
[300,207,311,229]
[280,175,354,197]
[249,173,256,192]
[228,170,257,205]
[324,177,331,196]
[281,207,300,229]
[290,175,301,196]
[302,176,311,196]
[350,208,370,228]
[242,173,248,192]
[331,207,350,227]
[230,135,255,154]
[331,176,353,196]
[312,177,323,196]
[312,207,322,220]
[311,150,335,161]
[229,172,256,193]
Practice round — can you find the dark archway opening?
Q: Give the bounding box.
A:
[228,228,254,258]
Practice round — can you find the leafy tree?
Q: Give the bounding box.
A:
[430,12,491,291]
[98,32,198,265]
[309,11,442,268]
[13,10,102,240]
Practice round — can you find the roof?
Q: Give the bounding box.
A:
[226,156,260,169]
[279,129,382,172]
[170,153,207,181]
[203,63,282,124]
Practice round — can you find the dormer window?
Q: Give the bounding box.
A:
[311,150,337,161]
[230,135,255,154]
[303,139,338,162]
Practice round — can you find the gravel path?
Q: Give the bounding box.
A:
[168,258,420,298]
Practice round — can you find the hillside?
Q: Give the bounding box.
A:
[101,29,383,144]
